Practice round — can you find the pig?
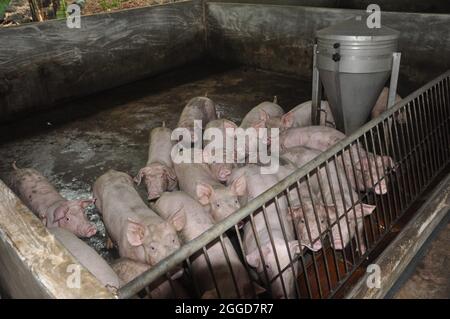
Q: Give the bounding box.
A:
[227,167,300,298]
[9,163,96,238]
[371,87,404,123]
[203,119,238,182]
[49,227,120,291]
[371,87,404,151]
[112,258,190,299]
[93,170,185,270]
[279,126,395,195]
[239,97,282,154]
[280,146,376,253]
[134,123,177,200]
[156,191,264,298]
[240,97,284,130]
[173,149,246,223]
[176,96,217,146]
[259,100,335,132]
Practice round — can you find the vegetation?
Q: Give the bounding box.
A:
[99,0,125,11]
[0,0,11,18]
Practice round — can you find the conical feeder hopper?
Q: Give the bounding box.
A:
[316,17,400,134]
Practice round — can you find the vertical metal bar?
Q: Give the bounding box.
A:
[314,167,344,281]
[249,213,273,296]
[311,43,322,126]
[233,223,259,298]
[185,258,202,298]
[166,273,178,298]
[259,203,289,298]
[202,246,222,299]
[303,176,332,294]
[272,196,302,298]
[387,53,401,108]
[218,234,241,298]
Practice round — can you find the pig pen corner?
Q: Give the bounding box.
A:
[0,0,450,300]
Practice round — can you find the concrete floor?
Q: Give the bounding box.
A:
[393,216,450,299]
[0,62,309,261]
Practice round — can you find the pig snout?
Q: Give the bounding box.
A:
[80,223,97,238]
[145,176,167,200]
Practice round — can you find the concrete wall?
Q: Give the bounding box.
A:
[0,0,204,124]
[206,3,450,94]
[208,0,450,13]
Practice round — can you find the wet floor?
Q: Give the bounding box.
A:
[392,214,450,299]
[0,61,310,261]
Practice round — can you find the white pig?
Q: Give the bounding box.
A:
[279,126,395,195]
[112,258,190,299]
[228,166,300,299]
[93,170,185,269]
[155,191,264,298]
[173,149,246,223]
[135,123,177,200]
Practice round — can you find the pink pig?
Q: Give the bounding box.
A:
[135,123,177,200]
[177,96,217,145]
[93,170,185,269]
[156,191,264,298]
[173,149,246,223]
[10,163,96,238]
[279,126,395,195]
[203,119,238,182]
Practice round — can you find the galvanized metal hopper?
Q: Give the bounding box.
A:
[312,16,400,134]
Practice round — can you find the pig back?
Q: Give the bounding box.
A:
[49,228,120,290]
[10,167,65,219]
[155,191,213,241]
[93,170,161,242]
[177,96,217,128]
[240,101,285,129]
[147,126,174,168]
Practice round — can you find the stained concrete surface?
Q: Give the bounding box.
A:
[393,216,450,299]
[0,62,309,261]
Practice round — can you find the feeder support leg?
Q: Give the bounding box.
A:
[311,44,322,125]
[387,52,401,108]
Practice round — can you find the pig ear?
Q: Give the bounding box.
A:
[259,109,269,122]
[223,120,237,131]
[355,203,376,218]
[245,251,261,269]
[382,155,395,170]
[196,183,214,205]
[167,207,186,232]
[287,206,302,221]
[201,289,218,299]
[164,167,178,190]
[134,169,145,185]
[126,218,147,247]
[78,199,95,209]
[289,240,301,256]
[53,206,69,223]
[281,112,294,128]
[230,175,246,196]
[253,120,266,130]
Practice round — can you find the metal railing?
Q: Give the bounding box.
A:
[118,70,450,299]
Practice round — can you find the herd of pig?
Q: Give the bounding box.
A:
[8,87,401,299]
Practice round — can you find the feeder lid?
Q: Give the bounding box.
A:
[316,16,400,42]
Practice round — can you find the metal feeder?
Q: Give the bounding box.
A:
[311,16,401,134]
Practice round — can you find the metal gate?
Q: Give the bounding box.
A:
[118,70,450,299]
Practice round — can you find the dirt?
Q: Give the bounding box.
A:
[81,0,182,16]
[394,218,450,299]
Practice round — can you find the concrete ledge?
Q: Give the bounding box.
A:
[345,173,450,299]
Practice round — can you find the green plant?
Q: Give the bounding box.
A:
[56,0,67,19]
[0,0,11,19]
[99,0,124,11]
